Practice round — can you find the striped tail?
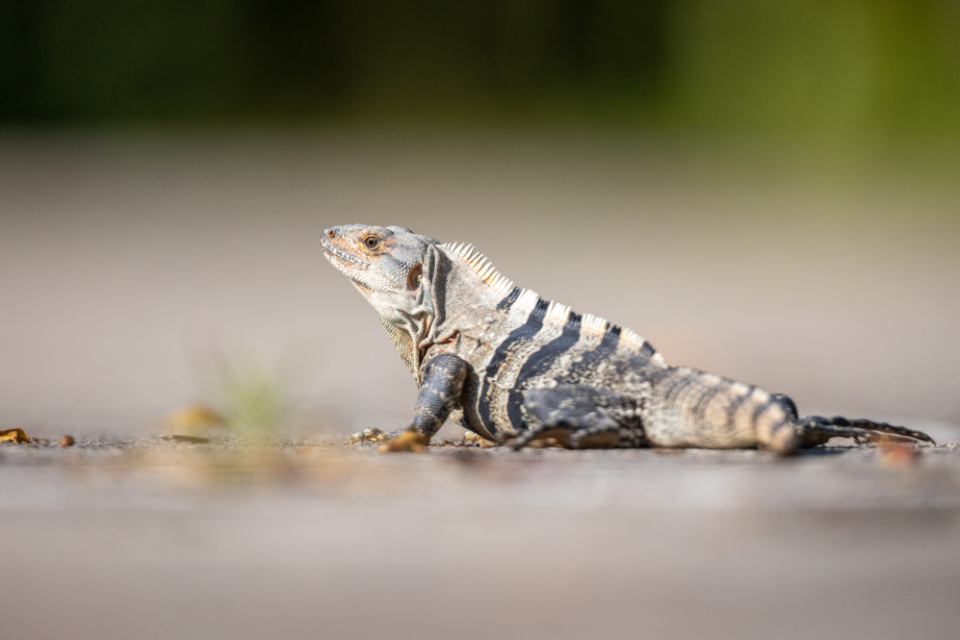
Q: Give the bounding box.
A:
[797,415,936,448]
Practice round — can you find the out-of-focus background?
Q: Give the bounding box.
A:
[2,3,960,640]
[4,0,960,130]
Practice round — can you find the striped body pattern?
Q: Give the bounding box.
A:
[432,242,791,450]
[322,224,934,454]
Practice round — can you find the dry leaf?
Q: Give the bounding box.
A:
[165,405,226,433]
[0,428,30,444]
[878,435,918,467]
[159,435,212,444]
[462,432,494,447]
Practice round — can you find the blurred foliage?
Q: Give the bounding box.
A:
[1,0,959,133]
[197,351,290,439]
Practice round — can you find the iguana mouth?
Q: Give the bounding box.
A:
[320,237,365,268]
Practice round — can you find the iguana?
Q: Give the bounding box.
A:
[322,224,934,454]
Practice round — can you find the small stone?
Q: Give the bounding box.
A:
[59,435,75,447]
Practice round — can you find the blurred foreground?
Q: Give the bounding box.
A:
[1,437,959,639]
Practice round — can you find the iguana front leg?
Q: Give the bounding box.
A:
[411,353,468,440]
[349,354,468,445]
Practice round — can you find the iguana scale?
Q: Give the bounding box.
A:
[322,224,934,454]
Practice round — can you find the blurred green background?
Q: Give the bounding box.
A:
[3,0,959,133]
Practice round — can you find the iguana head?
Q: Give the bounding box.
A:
[321,224,444,374]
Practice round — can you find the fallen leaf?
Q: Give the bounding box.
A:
[159,435,212,444]
[0,428,30,444]
[462,432,494,447]
[165,405,226,433]
[878,435,918,467]
[527,437,564,449]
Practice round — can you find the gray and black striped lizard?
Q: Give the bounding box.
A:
[322,224,934,454]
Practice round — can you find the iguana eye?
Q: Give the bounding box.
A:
[361,235,382,251]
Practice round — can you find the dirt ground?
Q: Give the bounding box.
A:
[2,437,960,640]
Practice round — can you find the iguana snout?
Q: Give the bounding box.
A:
[321,224,426,292]
[322,224,441,374]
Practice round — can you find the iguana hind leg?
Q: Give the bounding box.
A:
[512,385,645,450]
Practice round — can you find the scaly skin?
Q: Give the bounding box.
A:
[321,224,934,454]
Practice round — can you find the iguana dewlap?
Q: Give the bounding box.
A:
[322,224,933,453]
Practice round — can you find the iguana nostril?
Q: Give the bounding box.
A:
[326,228,339,239]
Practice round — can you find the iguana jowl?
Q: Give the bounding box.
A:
[322,224,934,454]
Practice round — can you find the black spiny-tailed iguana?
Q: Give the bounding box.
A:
[322,224,934,454]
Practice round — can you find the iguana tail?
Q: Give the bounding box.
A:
[797,415,936,448]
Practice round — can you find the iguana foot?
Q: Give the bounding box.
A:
[798,416,935,448]
[378,429,429,452]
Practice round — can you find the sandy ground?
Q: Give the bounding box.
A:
[1,437,960,640]
[1,131,959,639]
